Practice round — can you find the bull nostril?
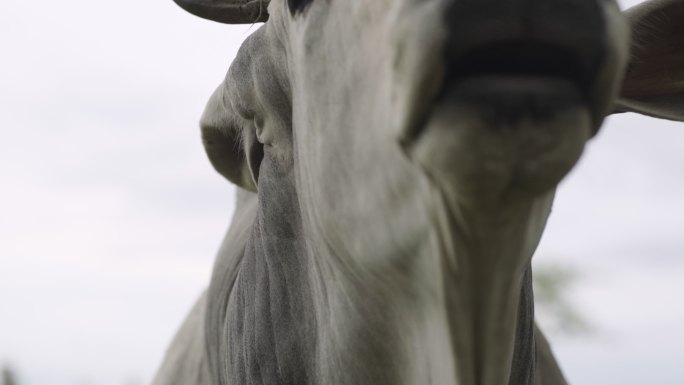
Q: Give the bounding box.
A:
[448,42,594,97]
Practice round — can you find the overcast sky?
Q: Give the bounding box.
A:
[0,1,682,384]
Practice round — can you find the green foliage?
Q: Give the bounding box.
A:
[534,262,593,335]
[2,366,17,385]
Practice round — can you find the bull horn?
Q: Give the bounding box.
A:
[173,0,269,24]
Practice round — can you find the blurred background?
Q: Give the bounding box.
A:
[0,0,681,384]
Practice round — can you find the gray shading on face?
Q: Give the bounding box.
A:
[154,1,684,385]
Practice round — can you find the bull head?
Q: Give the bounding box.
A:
[166,1,684,385]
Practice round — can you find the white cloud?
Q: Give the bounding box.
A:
[0,1,246,384]
[535,114,684,384]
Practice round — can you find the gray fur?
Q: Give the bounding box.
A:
[154,1,684,385]
[152,292,211,385]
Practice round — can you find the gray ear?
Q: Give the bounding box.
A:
[173,0,269,24]
[615,0,684,121]
[201,86,261,192]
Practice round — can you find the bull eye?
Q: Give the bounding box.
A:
[287,0,313,15]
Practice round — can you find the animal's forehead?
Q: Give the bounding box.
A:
[269,0,391,26]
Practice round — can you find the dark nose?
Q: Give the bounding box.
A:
[444,0,606,70]
[443,0,607,97]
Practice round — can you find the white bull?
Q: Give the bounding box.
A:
[154,0,684,384]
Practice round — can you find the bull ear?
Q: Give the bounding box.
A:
[173,0,269,24]
[201,86,261,192]
[614,0,684,121]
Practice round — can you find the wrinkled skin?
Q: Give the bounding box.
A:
[154,1,684,385]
